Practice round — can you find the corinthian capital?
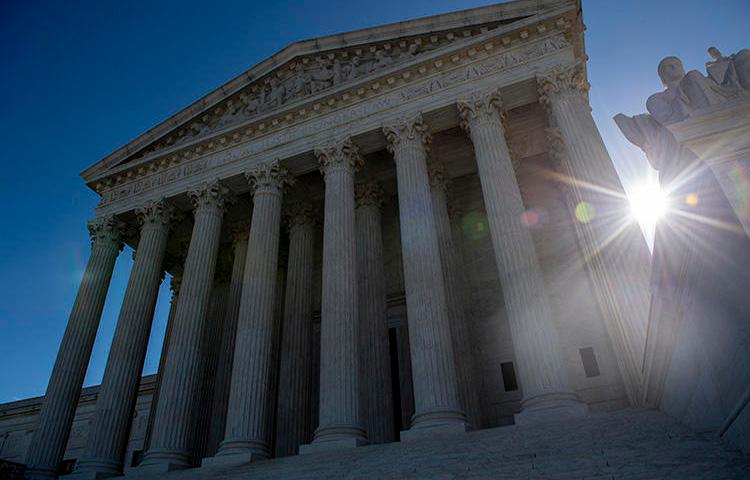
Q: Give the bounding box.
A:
[314,137,364,177]
[245,159,295,196]
[354,181,385,210]
[457,89,504,133]
[536,62,589,105]
[382,113,431,155]
[545,126,568,168]
[427,159,450,193]
[188,179,236,212]
[283,201,316,234]
[135,198,181,229]
[229,221,250,247]
[87,215,126,250]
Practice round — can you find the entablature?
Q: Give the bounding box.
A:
[91,3,583,217]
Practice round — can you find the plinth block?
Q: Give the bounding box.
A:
[201,452,263,468]
[298,437,367,455]
[400,422,469,442]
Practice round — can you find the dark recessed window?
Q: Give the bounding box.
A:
[579,347,601,378]
[500,361,518,391]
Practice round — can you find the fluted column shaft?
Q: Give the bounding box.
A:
[142,181,233,468]
[25,218,123,480]
[193,278,230,459]
[383,114,466,429]
[538,64,649,405]
[313,138,366,444]
[76,201,175,477]
[143,266,184,454]
[428,170,482,429]
[217,161,292,459]
[458,91,582,415]
[207,226,249,454]
[355,182,395,444]
[275,203,316,456]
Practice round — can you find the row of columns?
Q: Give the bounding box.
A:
[25,67,601,478]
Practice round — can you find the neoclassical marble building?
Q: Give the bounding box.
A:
[4,0,678,478]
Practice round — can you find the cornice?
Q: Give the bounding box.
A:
[85,4,578,195]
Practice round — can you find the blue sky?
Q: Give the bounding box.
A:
[0,0,747,403]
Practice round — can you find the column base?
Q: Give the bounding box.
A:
[65,458,122,480]
[126,450,191,477]
[299,436,367,456]
[514,393,588,425]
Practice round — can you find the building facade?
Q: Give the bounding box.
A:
[2,1,678,478]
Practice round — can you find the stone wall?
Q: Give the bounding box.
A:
[0,376,156,469]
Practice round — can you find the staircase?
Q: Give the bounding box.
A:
[149,409,749,479]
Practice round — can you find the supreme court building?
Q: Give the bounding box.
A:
[4,1,748,479]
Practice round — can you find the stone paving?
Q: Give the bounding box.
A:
[148,409,750,479]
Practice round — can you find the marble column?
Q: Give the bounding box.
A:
[458,90,585,421]
[275,202,316,457]
[206,223,250,454]
[427,164,482,429]
[538,63,649,405]
[194,270,230,460]
[213,160,293,463]
[24,217,123,480]
[74,200,177,478]
[304,137,367,449]
[140,180,234,470]
[355,181,395,444]
[383,114,466,433]
[142,254,186,455]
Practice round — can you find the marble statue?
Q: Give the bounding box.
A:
[646,50,750,125]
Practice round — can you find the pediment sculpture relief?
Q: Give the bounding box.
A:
[134,35,460,161]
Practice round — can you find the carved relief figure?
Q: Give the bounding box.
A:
[288,63,312,99]
[372,50,393,71]
[398,43,420,61]
[310,58,336,93]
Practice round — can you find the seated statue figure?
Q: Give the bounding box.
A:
[707,47,750,93]
[646,56,728,124]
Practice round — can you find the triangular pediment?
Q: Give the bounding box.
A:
[82,0,579,187]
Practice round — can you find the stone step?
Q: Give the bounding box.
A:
[134,409,749,479]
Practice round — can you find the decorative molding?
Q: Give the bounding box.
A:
[119,19,534,166]
[96,33,573,210]
[230,221,251,246]
[427,159,450,193]
[545,126,568,169]
[354,181,385,210]
[245,159,295,196]
[187,179,235,211]
[383,112,431,155]
[536,61,589,105]
[87,216,125,250]
[457,88,504,133]
[135,198,180,229]
[283,201,316,233]
[314,137,364,176]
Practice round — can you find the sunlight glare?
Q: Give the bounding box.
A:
[630,180,667,227]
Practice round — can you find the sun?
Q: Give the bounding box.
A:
[630,180,668,227]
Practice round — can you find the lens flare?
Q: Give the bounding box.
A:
[630,181,667,227]
[575,202,596,223]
